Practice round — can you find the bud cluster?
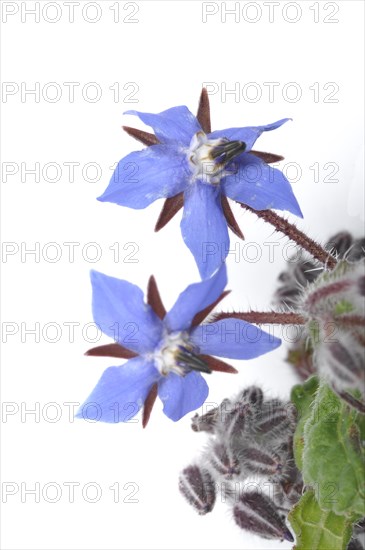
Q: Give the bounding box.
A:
[275,231,365,409]
[179,386,302,543]
[274,231,365,310]
[301,258,365,402]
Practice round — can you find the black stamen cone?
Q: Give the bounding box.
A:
[176,346,212,374]
[210,140,246,164]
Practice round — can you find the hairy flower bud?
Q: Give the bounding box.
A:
[277,461,304,508]
[347,517,365,550]
[314,333,365,396]
[347,539,364,550]
[239,385,264,409]
[214,399,252,442]
[300,259,365,402]
[253,401,293,440]
[233,491,294,542]
[240,445,285,477]
[178,465,216,515]
[206,442,241,480]
[191,406,219,433]
[302,260,365,317]
[274,231,365,310]
[184,386,301,542]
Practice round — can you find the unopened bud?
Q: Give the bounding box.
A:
[278,463,304,507]
[326,231,354,258]
[240,445,285,477]
[233,491,294,541]
[346,237,365,262]
[178,465,216,515]
[223,405,253,443]
[347,539,364,550]
[315,332,365,397]
[302,259,365,318]
[239,386,264,409]
[254,401,292,439]
[191,407,218,433]
[206,442,241,480]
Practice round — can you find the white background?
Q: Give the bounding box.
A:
[1,1,364,549]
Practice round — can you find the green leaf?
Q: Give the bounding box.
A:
[302,381,365,518]
[290,376,319,470]
[289,490,353,550]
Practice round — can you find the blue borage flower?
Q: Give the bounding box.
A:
[99,94,302,278]
[76,264,281,425]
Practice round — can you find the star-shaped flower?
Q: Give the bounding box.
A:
[76,264,281,426]
[99,90,302,278]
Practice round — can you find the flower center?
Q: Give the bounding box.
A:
[187,131,246,185]
[153,331,210,377]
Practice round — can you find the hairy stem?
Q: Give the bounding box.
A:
[241,205,337,270]
[213,311,306,325]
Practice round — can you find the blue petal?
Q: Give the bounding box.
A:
[165,263,227,332]
[158,371,209,421]
[98,145,190,209]
[181,182,229,279]
[90,270,163,354]
[75,358,160,423]
[209,118,290,152]
[125,106,202,146]
[222,154,303,217]
[190,319,281,359]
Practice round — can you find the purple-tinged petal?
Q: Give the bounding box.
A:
[75,357,160,423]
[222,153,303,217]
[165,264,227,332]
[125,106,202,146]
[190,319,281,359]
[98,145,190,209]
[181,182,229,279]
[158,371,209,421]
[209,118,291,152]
[90,270,163,354]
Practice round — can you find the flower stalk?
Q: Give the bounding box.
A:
[241,204,338,269]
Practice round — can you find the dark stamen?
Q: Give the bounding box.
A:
[176,346,212,374]
[210,140,246,164]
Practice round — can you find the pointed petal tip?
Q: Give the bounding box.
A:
[289,202,304,219]
[89,268,99,280]
[297,206,304,219]
[273,336,282,349]
[74,408,83,420]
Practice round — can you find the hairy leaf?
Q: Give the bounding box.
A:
[289,490,353,550]
[302,382,365,518]
[290,376,319,470]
